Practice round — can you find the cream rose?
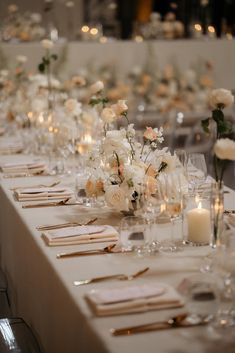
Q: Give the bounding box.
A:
[16,55,28,63]
[144,127,157,141]
[41,39,54,50]
[105,185,129,211]
[90,81,104,94]
[209,88,234,109]
[101,107,116,123]
[111,100,128,116]
[214,138,235,161]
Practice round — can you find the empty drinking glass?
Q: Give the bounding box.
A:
[119,216,149,255]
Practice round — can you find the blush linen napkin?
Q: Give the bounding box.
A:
[14,186,74,202]
[42,225,119,246]
[0,161,46,174]
[0,141,23,154]
[86,283,184,316]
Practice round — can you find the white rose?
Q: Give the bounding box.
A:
[41,39,54,49]
[102,130,131,159]
[16,55,27,63]
[65,99,82,116]
[214,138,235,161]
[105,185,129,211]
[90,81,104,94]
[111,100,128,116]
[101,107,116,123]
[209,88,234,109]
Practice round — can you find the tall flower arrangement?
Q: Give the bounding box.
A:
[201,88,235,187]
[85,82,178,212]
[38,39,58,109]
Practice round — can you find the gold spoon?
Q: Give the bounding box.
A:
[56,243,117,259]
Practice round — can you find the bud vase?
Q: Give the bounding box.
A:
[211,181,224,249]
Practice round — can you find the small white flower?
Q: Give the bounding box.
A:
[111,100,128,116]
[209,88,234,109]
[101,107,116,123]
[41,39,54,49]
[90,81,104,94]
[16,55,27,63]
[214,138,235,161]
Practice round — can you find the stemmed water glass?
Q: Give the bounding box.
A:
[187,153,207,191]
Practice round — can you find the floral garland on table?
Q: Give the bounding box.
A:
[85,81,178,213]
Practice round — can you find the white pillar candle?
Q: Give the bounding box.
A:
[187,203,211,244]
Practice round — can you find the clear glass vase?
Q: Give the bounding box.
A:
[210,181,224,249]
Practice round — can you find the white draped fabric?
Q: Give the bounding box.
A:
[0,154,235,353]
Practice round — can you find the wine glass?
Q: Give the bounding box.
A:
[159,172,183,252]
[187,153,207,191]
[174,149,188,178]
[215,230,235,327]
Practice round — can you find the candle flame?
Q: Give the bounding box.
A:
[82,134,92,143]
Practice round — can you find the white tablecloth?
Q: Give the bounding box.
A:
[1,39,235,89]
[0,153,235,353]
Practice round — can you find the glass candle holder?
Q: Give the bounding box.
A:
[183,193,211,246]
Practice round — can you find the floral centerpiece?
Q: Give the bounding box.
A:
[85,82,178,213]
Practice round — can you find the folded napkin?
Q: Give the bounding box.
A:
[0,141,23,154]
[86,282,184,316]
[0,160,46,174]
[14,187,74,202]
[42,225,119,246]
[228,214,235,228]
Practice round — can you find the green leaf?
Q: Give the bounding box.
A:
[51,54,58,61]
[217,120,232,136]
[201,118,210,133]
[212,109,224,124]
[38,63,45,73]
[42,57,50,65]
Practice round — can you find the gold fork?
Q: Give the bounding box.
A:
[74,267,149,286]
[36,217,98,231]
[11,180,60,191]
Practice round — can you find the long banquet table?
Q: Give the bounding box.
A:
[0,153,235,353]
[1,39,235,90]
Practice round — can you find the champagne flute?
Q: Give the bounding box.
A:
[139,178,164,253]
[159,173,183,252]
